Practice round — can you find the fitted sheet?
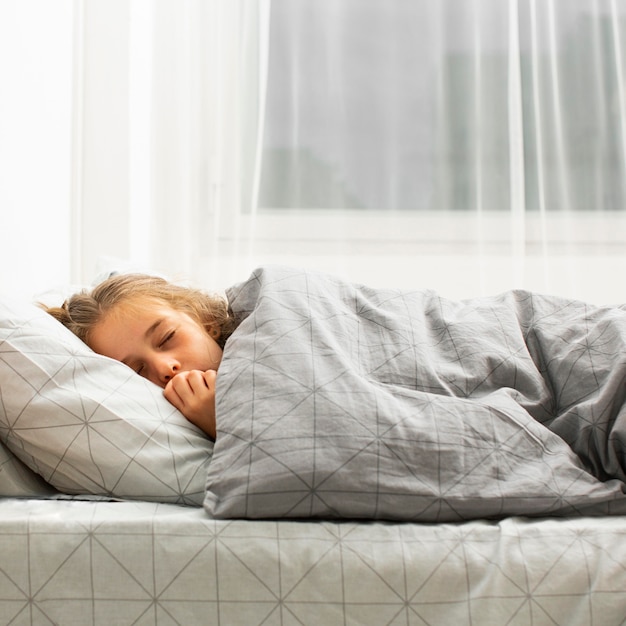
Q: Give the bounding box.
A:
[0,498,624,625]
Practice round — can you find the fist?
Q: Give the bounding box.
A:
[164,369,217,439]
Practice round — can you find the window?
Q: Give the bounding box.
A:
[258,1,626,214]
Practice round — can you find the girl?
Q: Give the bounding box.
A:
[46,274,240,439]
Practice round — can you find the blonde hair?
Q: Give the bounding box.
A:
[45,274,238,349]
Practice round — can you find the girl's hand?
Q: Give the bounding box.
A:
[164,369,217,439]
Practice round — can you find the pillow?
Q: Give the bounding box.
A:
[0,441,58,497]
[0,297,213,505]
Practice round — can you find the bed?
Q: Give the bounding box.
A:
[1,265,626,625]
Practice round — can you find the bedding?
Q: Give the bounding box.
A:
[0,297,213,504]
[0,441,57,498]
[0,498,624,625]
[206,266,626,521]
[1,268,625,625]
[2,266,626,522]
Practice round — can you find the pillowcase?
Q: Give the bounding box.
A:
[0,297,214,505]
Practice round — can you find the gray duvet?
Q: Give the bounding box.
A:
[204,266,626,521]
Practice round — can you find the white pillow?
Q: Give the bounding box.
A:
[0,297,214,505]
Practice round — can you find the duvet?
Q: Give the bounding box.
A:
[204,266,626,521]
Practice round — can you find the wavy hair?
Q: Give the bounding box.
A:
[44,274,238,349]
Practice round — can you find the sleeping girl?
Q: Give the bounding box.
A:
[45,273,239,440]
[44,266,626,520]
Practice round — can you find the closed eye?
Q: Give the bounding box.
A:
[121,357,145,376]
[159,331,175,348]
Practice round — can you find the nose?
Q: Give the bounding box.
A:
[153,357,179,387]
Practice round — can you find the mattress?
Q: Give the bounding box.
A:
[0,498,624,625]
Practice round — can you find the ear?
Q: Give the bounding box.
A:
[209,325,221,339]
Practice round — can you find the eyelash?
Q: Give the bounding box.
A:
[159,331,175,348]
[135,330,176,376]
[134,330,175,375]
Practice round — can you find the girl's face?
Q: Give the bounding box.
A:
[88,300,223,388]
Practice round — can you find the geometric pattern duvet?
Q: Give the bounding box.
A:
[0,498,625,625]
[207,266,626,521]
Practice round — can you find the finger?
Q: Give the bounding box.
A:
[165,371,193,398]
[184,370,213,395]
[203,369,217,387]
[167,371,212,407]
[164,380,185,410]
[170,371,199,394]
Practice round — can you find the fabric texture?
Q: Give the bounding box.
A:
[0,298,213,505]
[1,499,625,626]
[205,266,626,521]
[0,441,58,497]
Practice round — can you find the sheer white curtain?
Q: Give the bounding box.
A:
[138,0,626,300]
[251,0,626,300]
[145,0,270,290]
[0,0,73,298]
[3,1,625,302]
[68,0,269,292]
